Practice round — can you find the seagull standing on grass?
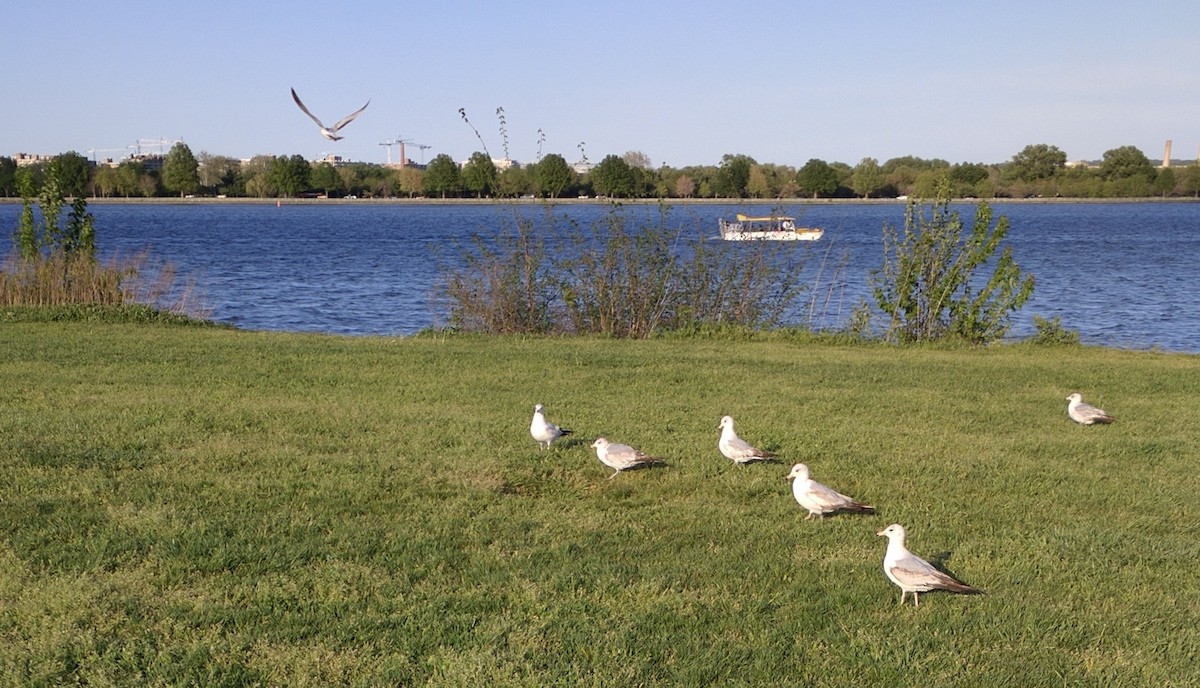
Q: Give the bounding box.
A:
[290,87,370,141]
[1066,393,1116,425]
[877,523,983,607]
[590,437,665,479]
[530,403,572,449]
[718,415,778,465]
[785,463,874,519]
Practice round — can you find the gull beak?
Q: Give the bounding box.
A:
[875,528,887,537]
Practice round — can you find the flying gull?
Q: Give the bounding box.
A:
[785,463,874,520]
[291,87,370,141]
[718,415,778,465]
[590,437,665,479]
[1066,392,1115,425]
[877,523,983,607]
[530,403,572,449]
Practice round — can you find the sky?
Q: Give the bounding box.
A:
[4,1,1198,169]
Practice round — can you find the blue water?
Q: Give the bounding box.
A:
[1,200,1197,352]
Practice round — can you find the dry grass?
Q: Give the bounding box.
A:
[0,251,209,318]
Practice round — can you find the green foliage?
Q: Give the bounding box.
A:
[442,205,804,338]
[1029,314,1081,346]
[1,325,1198,684]
[872,185,1036,344]
[590,154,636,198]
[533,154,574,198]
[0,155,16,197]
[1007,143,1066,181]
[13,162,96,260]
[441,212,556,334]
[1099,145,1154,181]
[796,159,839,198]
[424,154,462,198]
[850,157,884,198]
[461,152,498,198]
[161,142,200,197]
[714,154,754,197]
[269,154,311,197]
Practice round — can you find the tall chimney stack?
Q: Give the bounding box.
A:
[1163,139,1173,168]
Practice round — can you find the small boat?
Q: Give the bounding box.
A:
[718,213,824,241]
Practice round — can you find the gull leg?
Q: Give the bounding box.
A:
[913,592,920,607]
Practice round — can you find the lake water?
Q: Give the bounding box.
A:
[1,200,1197,352]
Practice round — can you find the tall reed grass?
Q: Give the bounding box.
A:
[0,250,209,319]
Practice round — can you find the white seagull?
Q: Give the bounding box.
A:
[291,87,370,141]
[786,463,874,520]
[590,437,665,479]
[1066,392,1115,425]
[876,523,983,607]
[718,415,778,465]
[530,403,572,449]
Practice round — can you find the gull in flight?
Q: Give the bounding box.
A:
[718,415,778,465]
[530,403,572,449]
[291,87,370,141]
[877,523,983,607]
[1066,392,1115,425]
[590,437,665,479]
[786,463,874,519]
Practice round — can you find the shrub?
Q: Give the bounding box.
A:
[442,205,805,338]
[871,184,1035,344]
[1029,314,1081,346]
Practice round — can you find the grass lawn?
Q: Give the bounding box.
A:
[1,321,1198,686]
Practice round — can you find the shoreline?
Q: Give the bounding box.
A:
[2,195,1198,206]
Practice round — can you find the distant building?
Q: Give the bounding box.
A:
[13,152,54,167]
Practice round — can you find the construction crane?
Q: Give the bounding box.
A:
[86,147,127,163]
[413,143,432,164]
[379,139,396,165]
[130,137,181,157]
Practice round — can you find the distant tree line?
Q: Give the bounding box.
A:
[3,142,1200,201]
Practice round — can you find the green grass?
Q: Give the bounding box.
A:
[1,322,1198,686]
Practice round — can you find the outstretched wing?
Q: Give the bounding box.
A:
[290,88,326,128]
[331,100,371,133]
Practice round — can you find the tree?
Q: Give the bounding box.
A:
[310,162,341,196]
[872,182,1035,344]
[269,155,310,197]
[495,166,531,198]
[1099,145,1154,181]
[674,174,696,198]
[397,167,424,198]
[1008,144,1066,182]
[533,154,573,198]
[162,142,200,197]
[796,159,839,198]
[1181,164,1200,198]
[424,154,461,198]
[623,150,652,169]
[49,151,90,198]
[115,160,145,197]
[461,152,497,198]
[850,157,884,198]
[197,152,241,193]
[1153,167,1176,197]
[591,154,635,197]
[0,155,16,197]
[746,166,771,198]
[714,154,754,197]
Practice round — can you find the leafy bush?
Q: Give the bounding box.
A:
[442,205,805,338]
[1029,314,1081,346]
[871,185,1035,344]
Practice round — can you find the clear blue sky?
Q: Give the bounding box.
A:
[4,1,1197,168]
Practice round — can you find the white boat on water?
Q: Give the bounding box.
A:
[718,213,824,241]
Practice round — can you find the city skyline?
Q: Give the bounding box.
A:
[4,2,1197,169]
